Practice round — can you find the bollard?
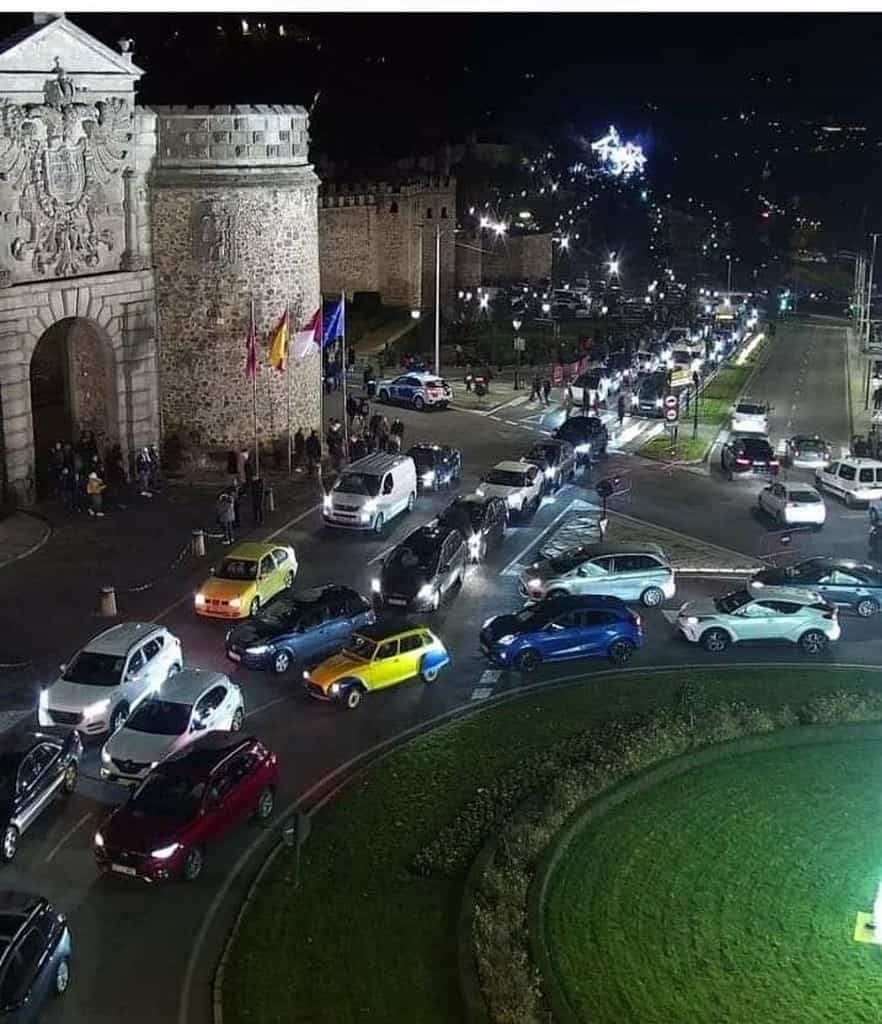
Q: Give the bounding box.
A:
[99,586,117,618]
[191,529,206,557]
[265,486,276,514]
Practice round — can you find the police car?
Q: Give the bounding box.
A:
[376,372,453,411]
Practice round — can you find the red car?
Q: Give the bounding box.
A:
[94,732,278,883]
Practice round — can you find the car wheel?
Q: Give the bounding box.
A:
[413,395,425,411]
[373,512,385,534]
[420,657,440,683]
[701,628,730,653]
[110,703,129,734]
[0,825,18,863]
[515,648,541,673]
[378,389,390,403]
[231,706,245,731]
[249,597,260,617]
[857,598,879,618]
[62,761,78,795]
[182,846,204,882]
[608,639,636,665]
[641,586,665,608]
[343,685,363,710]
[799,629,829,655]
[254,786,275,822]
[54,957,71,997]
[272,649,292,674]
[285,570,295,588]
[407,492,416,513]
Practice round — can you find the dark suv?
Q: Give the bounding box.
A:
[407,443,462,492]
[437,495,507,562]
[375,523,467,611]
[520,439,576,492]
[721,436,779,479]
[0,891,72,1020]
[553,416,609,464]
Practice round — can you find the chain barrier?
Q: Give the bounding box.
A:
[118,523,224,594]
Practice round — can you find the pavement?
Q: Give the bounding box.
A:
[2,312,879,1024]
[0,512,52,571]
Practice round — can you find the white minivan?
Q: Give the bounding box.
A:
[816,457,882,507]
[323,452,418,533]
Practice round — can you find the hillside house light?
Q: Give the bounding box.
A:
[410,309,421,320]
[512,319,522,331]
[541,302,551,314]
[601,305,609,315]
[559,235,570,250]
[608,253,619,275]
[479,294,490,310]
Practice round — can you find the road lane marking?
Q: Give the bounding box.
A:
[43,811,92,863]
[479,670,501,684]
[470,687,494,700]
[367,543,396,566]
[263,501,322,541]
[246,695,294,720]
[500,498,591,576]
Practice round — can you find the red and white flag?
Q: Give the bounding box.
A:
[292,307,323,360]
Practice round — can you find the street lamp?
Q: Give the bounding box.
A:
[410,309,421,320]
[541,302,551,314]
[725,254,733,295]
[512,318,523,388]
[608,252,619,276]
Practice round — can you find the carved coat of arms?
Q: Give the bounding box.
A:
[0,58,131,278]
[190,199,238,266]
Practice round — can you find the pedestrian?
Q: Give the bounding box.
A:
[60,467,75,514]
[86,471,106,517]
[617,392,626,426]
[387,433,402,454]
[563,385,574,420]
[346,393,359,423]
[350,435,367,462]
[306,428,322,477]
[529,373,540,402]
[348,345,356,370]
[455,343,463,367]
[542,378,551,407]
[390,417,404,449]
[251,475,265,525]
[231,482,241,529]
[136,447,153,496]
[465,363,473,392]
[351,412,364,439]
[227,449,239,487]
[217,490,235,545]
[377,415,390,451]
[363,363,374,388]
[148,446,161,491]
[243,450,255,488]
[50,442,64,499]
[293,428,305,468]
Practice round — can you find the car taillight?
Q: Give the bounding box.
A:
[769,459,779,467]
[735,458,750,466]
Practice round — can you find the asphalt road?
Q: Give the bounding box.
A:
[7,315,877,1024]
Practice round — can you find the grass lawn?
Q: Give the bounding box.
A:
[544,740,882,1024]
[222,667,882,1024]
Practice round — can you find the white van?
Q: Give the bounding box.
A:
[322,453,418,533]
[815,457,882,507]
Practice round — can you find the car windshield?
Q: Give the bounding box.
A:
[255,592,306,627]
[335,472,380,497]
[736,403,765,416]
[514,608,539,624]
[131,773,206,819]
[124,699,192,736]
[216,559,258,581]
[740,439,773,457]
[548,552,588,573]
[62,651,125,687]
[786,559,824,580]
[672,349,692,362]
[715,590,752,614]
[789,490,822,504]
[794,438,825,453]
[408,449,435,469]
[342,634,377,660]
[526,444,556,464]
[387,541,437,574]
[486,469,528,488]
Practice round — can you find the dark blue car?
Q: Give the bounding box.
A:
[479,595,642,673]
[225,585,375,674]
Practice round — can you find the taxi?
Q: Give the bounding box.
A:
[194,542,297,619]
[303,622,450,709]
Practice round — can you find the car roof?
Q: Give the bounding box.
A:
[347,452,414,474]
[162,733,258,782]
[790,434,825,442]
[224,541,280,561]
[527,594,628,614]
[85,622,165,655]
[354,622,435,642]
[397,371,442,381]
[402,522,462,547]
[492,460,536,473]
[780,480,821,493]
[408,442,446,453]
[0,892,46,961]
[794,556,882,575]
[749,586,822,604]
[554,542,668,561]
[0,732,62,774]
[158,669,230,704]
[838,457,882,467]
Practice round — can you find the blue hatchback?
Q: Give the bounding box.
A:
[479,595,642,673]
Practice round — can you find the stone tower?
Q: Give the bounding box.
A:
[150,105,321,459]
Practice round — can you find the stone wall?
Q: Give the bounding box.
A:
[467,232,553,286]
[318,202,379,297]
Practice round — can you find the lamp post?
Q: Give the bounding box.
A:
[512,318,523,389]
[725,254,733,296]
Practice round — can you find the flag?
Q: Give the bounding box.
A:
[244,303,259,379]
[292,307,323,360]
[322,298,345,349]
[268,309,290,372]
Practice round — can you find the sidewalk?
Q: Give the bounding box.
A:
[846,325,875,440]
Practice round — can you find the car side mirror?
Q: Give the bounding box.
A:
[59,663,66,673]
[191,718,206,732]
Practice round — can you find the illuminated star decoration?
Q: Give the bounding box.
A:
[591,125,647,179]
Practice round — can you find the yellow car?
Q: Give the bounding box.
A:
[304,623,450,709]
[195,542,298,619]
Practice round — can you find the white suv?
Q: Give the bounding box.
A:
[676,586,839,655]
[476,461,544,519]
[730,399,769,434]
[39,623,183,737]
[815,457,882,508]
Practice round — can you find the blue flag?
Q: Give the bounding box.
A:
[322,299,344,348]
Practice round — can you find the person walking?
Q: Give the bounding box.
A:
[377,415,390,451]
[251,475,265,526]
[306,428,322,478]
[617,392,626,426]
[227,449,239,487]
[390,417,405,449]
[136,447,153,497]
[542,378,551,407]
[530,373,541,402]
[86,471,106,517]
[243,450,255,489]
[351,412,364,440]
[563,385,574,420]
[350,435,367,462]
[455,343,463,367]
[346,393,359,424]
[60,467,75,514]
[217,490,236,545]
[293,428,305,468]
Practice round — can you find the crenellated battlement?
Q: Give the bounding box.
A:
[319,175,455,208]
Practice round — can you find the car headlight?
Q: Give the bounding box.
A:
[39,688,49,710]
[684,616,699,626]
[245,644,270,655]
[654,398,663,408]
[363,499,378,514]
[83,698,110,720]
[475,486,486,497]
[371,578,382,594]
[229,598,241,610]
[101,748,111,765]
[150,843,181,861]
[322,494,332,511]
[94,831,104,849]
[469,533,482,554]
[752,580,764,588]
[482,617,494,629]
[497,634,516,646]
[544,467,555,480]
[418,584,436,601]
[360,510,372,522]
[330,682,340,696]
[575,443,591,454]
[194,593,206,607]
[528,578,543,591]
[302,670,311,680]
[422,470,436,485]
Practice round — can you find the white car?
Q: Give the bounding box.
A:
[100,669,244,785]
[569,369,611,406]
[815,457,882,508]
[731,400,769,434]
[39,623,182,737]
[676,586,839,655]
[757,481,826,528]
[476,461,544,519]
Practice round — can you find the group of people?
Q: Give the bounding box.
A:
[45,434,160,518]
[218,449,269,544]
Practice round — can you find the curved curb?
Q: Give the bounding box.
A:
[530,722,882,1024]
[0,510,53,572]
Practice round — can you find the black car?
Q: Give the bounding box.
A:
[553,416,609,463]
[437,494,507,562]
[520,439,576,492]
[633,371,667,417]
[407,443,462,492]
[753,557,882,618]
[0,891,72,1021]
[0,731,81,863]
[375,523,467,611]
[225,585,375,673]
[720,436,779,479]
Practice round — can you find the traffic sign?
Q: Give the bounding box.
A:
[664,406,679,423]
[664,394,678,409]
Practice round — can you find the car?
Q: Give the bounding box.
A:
[730,399,769,434]
[553,415,609,463]
[757,481,826,528]
[224,585,375,673]
[0,892,72,1017]
[376,372,452,410]
[671,348,701,374]
[436,494,507,562]
[94,733,278,883]
[195,542,298,619]
[100,669,245,785]
[676,586,839,654]
[479,595,643,672]
[407,442,462,492]
[520,439,576,492]
[0,731,81,863]
[635,349,660,374]
[720,435,779,479]
[518,542,676,607]
[322,453,417,533]
[38,622,183,737]
[303,623,451,709]
[374,523,467,612]
[751,557,882,618]
[632,372,667,417]
[815,457,882,508]
[569,369,611,406]
[784,434,832,468]
[476,461,544,519]
[604,351,636,387]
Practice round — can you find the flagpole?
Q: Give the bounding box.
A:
[251,296,260,479]
[286,298,292,476]
[341,291,349,455]
[319,293,324,439]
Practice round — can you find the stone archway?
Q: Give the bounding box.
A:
[29,317,118,495]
